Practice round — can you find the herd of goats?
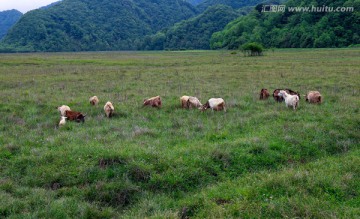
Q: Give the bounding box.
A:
[56,88,322,126]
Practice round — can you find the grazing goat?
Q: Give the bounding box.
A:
[89,96,99,105]
[200,98,226,112]
[65,110,86,123]
[305,91,322,104]
[104,101,114,118]
[187,96,202,109]
[57,105,71,116]
[278,90,299,110]
[143,96,162,108]
[59,116,67,126]
[273,89,300,102]
[180,96,190,108]
[259,88,270,100]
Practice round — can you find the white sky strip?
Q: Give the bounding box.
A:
[0,0,59,13]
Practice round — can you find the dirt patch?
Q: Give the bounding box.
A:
[215,198,232,205]
[98,157,126,169]
[51,182,62,190]
[129,166,151,182]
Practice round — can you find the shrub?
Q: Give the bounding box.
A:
[241,42,264,56]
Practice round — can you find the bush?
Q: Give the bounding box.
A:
[348,44,360,48]
[241,42,264,56]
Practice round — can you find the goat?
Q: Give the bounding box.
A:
[278,90,299,110]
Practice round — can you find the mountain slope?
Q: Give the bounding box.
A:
[0,0,197,52]
[211,0,360,49]
[197,0,265,11]
[0,10,22,40]
[140,5,241,50]
[186,0,205,5]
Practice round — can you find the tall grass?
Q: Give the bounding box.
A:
[0,49,359,218]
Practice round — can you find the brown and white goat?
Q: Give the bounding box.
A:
[200,98,226,112]
[65,110,86,123]
[59,116,67,126]
[143,96,162,108]
[57,105,71,116]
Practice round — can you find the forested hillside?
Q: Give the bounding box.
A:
[1,0,358,51]
[0,10,22,40]
[186,0,204,5]
[197,0,265,11]
[211,0,360,49]
[140,5,241,50]
[0,0,197,52]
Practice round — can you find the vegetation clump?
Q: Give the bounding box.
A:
[241,42,264,56]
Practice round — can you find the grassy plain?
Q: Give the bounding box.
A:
[0,49,359,218]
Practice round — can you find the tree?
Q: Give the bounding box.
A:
[240,42,264,56]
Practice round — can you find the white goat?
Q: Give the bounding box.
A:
[104,101,114,118]
[187,96,202,109]
[89,96,99,105]
[59,116,67,126]
[278,90,299,110]
[57,105,71,116]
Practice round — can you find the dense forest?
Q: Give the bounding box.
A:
[0,0,358,52]
[197,0,266,11]
[186,0,204,5]
[0,0,197,52]
[140,5,243,50]
[0,10,22,40]
[211,0,360,49]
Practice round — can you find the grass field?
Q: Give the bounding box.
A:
[0,49,359,218]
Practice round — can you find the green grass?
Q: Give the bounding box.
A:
[0,49,359,218]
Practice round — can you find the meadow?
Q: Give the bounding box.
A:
[0,49,359,218]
